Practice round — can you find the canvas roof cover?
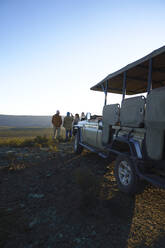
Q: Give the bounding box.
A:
[90,46,165,95]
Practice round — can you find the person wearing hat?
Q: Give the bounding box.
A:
[52,110,62,139]
[63,112,73,141]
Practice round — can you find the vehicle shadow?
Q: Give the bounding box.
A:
[74,151,165,247]
[71,151,136,247]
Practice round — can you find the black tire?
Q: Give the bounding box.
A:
[114,154,140,195]
[74,132,83,154]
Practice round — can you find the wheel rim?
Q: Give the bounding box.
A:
[118,160,132,186]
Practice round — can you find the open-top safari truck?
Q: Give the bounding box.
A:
[74,46,165,194]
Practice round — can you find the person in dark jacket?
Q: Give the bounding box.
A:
[52,110,62,139]
[63,112,73,141]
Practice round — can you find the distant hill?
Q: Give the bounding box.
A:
[0,115,52,127]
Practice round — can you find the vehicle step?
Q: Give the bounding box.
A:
[98,152,108,159]
[139,173,165,188]
[80,142,108,158]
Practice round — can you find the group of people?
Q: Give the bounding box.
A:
[52,110,86,141]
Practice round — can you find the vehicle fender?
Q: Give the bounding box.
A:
[112,136,142,159]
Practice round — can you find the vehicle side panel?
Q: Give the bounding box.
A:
[83,122,98,147]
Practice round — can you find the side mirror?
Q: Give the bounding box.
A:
[86,112,91,121]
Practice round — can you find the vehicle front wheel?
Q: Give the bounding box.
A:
[114,155,140,195]
[74,132,83,154]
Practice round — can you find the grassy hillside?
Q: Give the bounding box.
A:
[0,115,52,127]
[0,127,53,138]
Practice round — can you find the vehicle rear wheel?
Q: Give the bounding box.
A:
[114,155,140,195]
[74,132,83,154]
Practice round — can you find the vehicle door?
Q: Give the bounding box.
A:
[83,120,98,147]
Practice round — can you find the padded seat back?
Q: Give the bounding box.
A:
[145,87,165,128]
[102,104,120,144]
[103,104,120,125]
[145,128,164,160]
[120,96,145,127]
[145,87,165,160]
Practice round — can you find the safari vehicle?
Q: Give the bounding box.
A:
[74,46,165,194]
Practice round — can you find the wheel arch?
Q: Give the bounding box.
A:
[111,137,142,159]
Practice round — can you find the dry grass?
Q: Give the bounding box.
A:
[0,127,66,147]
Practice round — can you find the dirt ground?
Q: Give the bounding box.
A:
[0,141,165,248]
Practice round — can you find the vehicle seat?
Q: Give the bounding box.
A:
[102,104,120,144]
[145,87,165,160]
[120,96,145,128]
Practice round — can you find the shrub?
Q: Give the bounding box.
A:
[0,135,59,151]
[0,137,35,148]
[34,135,48,146]
[48,145,58,152]
[21,138,35,147]
[6,151,17,162]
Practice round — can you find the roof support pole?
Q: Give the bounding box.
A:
[104,80,108,106]
[122,71,127,101]
[147,58,152,94]
[101,81,108,106]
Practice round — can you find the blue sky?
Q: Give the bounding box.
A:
[0,0,165,116]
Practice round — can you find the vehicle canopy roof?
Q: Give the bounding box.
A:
[90,46,165,95]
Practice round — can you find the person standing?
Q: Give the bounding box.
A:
[71,113,74,120]
[81,112,86,121]
[73,113,80,136]
[63,112,73,141]
[52,110,62,139]
[73,113,80,125]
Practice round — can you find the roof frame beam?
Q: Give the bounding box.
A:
[99,84,146,94]
[138,65,165,74]
[119,74,163,86]
[107,87,135,94]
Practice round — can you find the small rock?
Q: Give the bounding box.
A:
[46,173,52,177]
[58,233,63,239]
[28,193,44,199]
[75,238,81,244]
[20,203,25,208]
[91,230,96,236]
[6,150,15,154]
[29,218,38,228]
[60,153,66,157]
[7,208,12,212]
[40,147,49,151]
